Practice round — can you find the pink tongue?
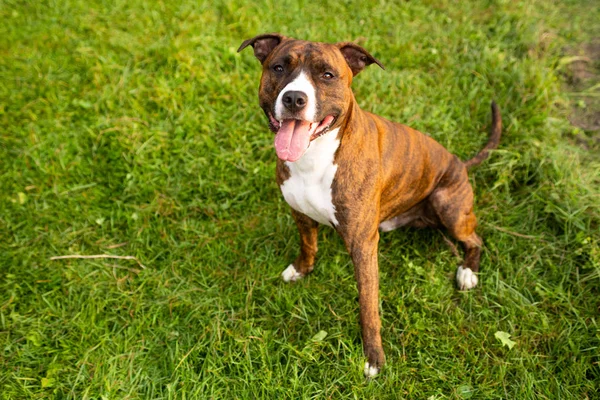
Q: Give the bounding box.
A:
[274,120,314,162]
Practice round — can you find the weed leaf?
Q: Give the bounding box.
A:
[311,330,328,342]
[495,331,516,349]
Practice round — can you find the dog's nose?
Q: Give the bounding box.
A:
[282,90,308,113]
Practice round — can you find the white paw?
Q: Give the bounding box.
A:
[456,266,478,290]
[281,264,303,282]
[364,362,379,377]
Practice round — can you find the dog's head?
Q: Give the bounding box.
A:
[238,33,384,162]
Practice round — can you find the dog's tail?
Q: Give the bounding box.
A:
[464,101,502,170]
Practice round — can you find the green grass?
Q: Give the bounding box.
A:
[1,0,599,398]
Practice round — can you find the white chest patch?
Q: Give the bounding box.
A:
[280,128,340,227]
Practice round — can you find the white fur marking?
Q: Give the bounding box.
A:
[456,265,478,290]
[274,71,317,122]
[280,128,340,226]
[282,264,303,282]
[364,362,379,377]
[378,219,398,232]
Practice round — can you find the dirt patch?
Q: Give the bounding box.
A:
[562,39,600,150]
[566,42,600,86]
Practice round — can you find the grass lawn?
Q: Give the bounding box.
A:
[1,0,599,398]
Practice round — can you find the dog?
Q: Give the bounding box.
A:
[238,33,502,377]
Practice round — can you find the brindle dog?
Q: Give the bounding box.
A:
[239,33,502,376]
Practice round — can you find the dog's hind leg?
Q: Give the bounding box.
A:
[455,230,482,290]
[429,175,482,290]
[282,210,319,282]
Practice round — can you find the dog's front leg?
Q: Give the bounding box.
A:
[346,228,385,377]
[282,210,318,282]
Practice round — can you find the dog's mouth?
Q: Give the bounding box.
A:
[268,113,337,162]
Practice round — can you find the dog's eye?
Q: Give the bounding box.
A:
[273,65,284,73]
[322,72,334,80]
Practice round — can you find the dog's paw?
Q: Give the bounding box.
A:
[456,265,478,290]
[364,362,379,378]
[281,264,304,282]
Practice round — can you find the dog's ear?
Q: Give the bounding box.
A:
[336,42,384,76]
[238,33,287,64]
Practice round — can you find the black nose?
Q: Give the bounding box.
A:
[282,90,308,113]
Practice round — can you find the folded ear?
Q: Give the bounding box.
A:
[238,33,287,64]
[336,42,385,76]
